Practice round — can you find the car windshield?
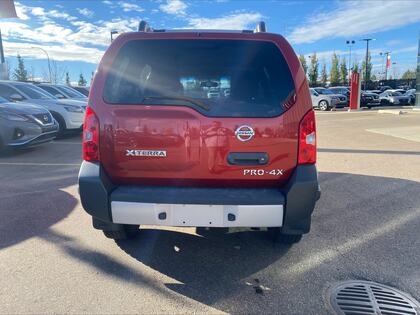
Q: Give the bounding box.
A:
[12,84,55,100]
[56,85,86,98]
[390,92,402,96]
[0,96,8,103]
[104,39,295,118]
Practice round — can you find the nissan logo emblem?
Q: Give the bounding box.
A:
[235,125,255,142]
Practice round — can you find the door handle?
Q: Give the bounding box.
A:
[227,152,269,166]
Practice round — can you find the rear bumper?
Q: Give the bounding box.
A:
[78,162,320,234]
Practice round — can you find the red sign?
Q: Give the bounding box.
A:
[349,71,361,110]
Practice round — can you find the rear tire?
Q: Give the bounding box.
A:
[103,225,140,240]
[318,100,330,111]
[268,228,303,244]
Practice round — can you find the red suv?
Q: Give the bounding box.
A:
[79,22,320,244]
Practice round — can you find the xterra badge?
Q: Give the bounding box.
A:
[126,150,167,157]
[235,125,254,142]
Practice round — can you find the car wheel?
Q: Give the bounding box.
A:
[318,100,330,111]
[51,113,66,137]
[268,228,303,244]
[103,225,140,240]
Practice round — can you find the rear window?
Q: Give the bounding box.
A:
[104,39,295,117]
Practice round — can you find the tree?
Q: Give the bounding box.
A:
[308,53,319,86]
[49,60,67,84]
[13,54,28,82]
[329,53,340,86]
[320,63,328,86]
[299,54,308,76]
[339,58,348,85]
[65,72,71,85]
[353,63,359,73]
[361,52,373,82]
[401,69,416,80]
[78,73,87,86]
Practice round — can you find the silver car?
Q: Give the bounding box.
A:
[379,90,410,105]
[0,96,58,152]
[314,87,348,108]
[310,88,340,111]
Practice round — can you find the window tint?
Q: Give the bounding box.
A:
[12,84,54,99]
[56,86,86,98]
[104,39,295,117]
[39,85,61,96]
[0,84,24,100]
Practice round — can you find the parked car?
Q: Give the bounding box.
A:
[361,91,381,108]
[378,85,393,92]
[79,21,321,244]
[310,88,341,110]
[0,81,85,135]
[328,86,350,98]
[379,90,411,105]
[313,87,347,108]
[404,89,416,105]
[72,86,90,97]
[37,83,87,101]
[0,96,58,152]
[366,90,382,95]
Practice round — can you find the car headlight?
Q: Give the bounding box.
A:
[0,112,28,121]
[64,105,84,113]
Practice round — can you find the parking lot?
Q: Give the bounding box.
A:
[1,109,420,314]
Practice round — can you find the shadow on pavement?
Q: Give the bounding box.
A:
[116,228,290,305]
[0,166,78,250]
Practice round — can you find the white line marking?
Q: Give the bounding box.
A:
[0,162,80,166]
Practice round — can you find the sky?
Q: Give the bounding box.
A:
[1,0,419,84]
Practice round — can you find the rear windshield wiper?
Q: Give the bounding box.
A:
[141,96,210,111]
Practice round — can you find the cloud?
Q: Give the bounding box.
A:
[160,0,188,15]
[14,2,30,20]
[77,8,94,18]
[118,1,144,13]
[187,12,264,29]
[3,41,104,64]
[288,1,420,44]
[29,6,77,22]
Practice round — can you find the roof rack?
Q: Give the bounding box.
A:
[136,20,267,33]
[138,20,152,32]
[254,21,266,33]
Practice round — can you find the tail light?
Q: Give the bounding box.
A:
[83,107,100,161]
[298,109,316,164]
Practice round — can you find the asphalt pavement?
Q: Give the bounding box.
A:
[1,109,420,314]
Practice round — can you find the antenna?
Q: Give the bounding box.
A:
[138,20,152,32]
[254,21,267,33]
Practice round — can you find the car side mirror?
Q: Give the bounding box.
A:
[9,93,24,101]
[55,94,65,99]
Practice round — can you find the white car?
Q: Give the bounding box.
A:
[0,81,86,135]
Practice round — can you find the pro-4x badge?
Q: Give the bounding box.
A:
[126,150,167,157]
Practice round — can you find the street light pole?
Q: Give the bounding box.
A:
[361,38,375,90]
[346,40,355,84]
[30,46,51,83]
